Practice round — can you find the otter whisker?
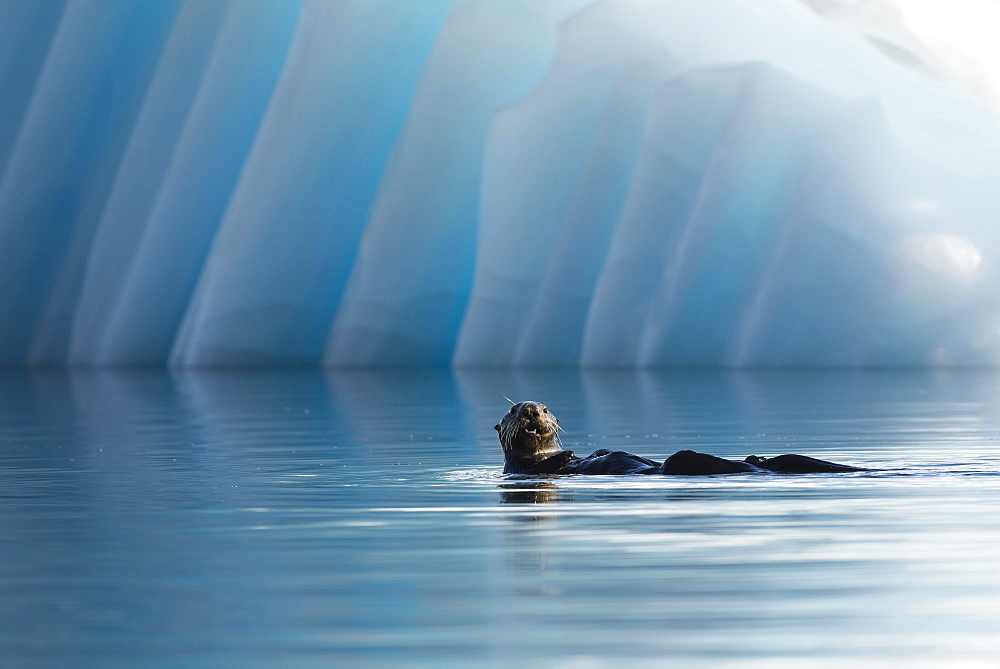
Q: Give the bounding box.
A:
[500,420,519,450]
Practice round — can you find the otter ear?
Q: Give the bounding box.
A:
[494,424,500,431]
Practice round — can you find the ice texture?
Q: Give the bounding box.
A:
[2,0,1000,367]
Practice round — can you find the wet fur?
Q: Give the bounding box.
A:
[495,401,565,474]
[496,401,865,476]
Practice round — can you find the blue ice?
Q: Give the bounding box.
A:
[1,0,999,367]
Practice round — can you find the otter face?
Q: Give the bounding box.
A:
[494,401,561,457]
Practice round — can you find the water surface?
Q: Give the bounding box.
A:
[3,369,1000,666]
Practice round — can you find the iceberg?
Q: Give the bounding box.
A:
[2,0,1000,367]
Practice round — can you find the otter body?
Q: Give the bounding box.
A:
[496,401,864,476]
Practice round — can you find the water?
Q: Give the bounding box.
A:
[2,368,1000,667]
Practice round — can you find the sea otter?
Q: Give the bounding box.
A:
[495,401,865,475]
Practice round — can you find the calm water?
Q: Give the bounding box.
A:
[3,369,1000,667]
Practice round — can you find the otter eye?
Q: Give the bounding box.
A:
[542,407,548,413]
[508,406,515,415]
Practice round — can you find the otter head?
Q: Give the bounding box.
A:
[495,401,564,473]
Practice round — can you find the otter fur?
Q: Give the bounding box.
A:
[496,401,864,475]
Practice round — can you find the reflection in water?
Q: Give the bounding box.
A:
[497,482,563,601]
[498,481,561,505]
[3,368,1000,664]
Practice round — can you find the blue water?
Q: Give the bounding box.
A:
[3,369,1000,666]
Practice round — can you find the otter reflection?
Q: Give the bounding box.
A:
[499,481,559,505]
